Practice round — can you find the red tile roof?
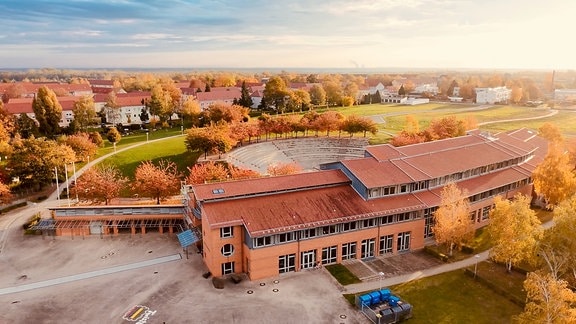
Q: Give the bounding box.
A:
[5,96,80,114]
[202,184,425,236]
[196,88,241,102]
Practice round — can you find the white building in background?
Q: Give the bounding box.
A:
[475,87,511,104]
[554,89,576,104]
[413,83,438,95]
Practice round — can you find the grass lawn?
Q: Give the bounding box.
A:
[345,269,523,324]
[325,264,362,285]
[102,136,200,178]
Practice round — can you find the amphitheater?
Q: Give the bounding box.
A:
[226,136,370,174]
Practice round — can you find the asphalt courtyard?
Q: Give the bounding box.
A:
[0,224,365,324]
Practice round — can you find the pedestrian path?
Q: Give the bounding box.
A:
[0,254,182,296]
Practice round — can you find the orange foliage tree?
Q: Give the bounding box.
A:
[132,160,182,204]
[62,133,98,162]
[186,162,229,184]
[0,181,12,205]
[73,165,127,205]
[267,162,302,176]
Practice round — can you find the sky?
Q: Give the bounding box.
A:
[1,0,575,70]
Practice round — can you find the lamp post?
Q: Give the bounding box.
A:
[378,271,385,290]
[474,254,480,278]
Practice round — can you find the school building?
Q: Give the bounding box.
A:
[184,129,547,280]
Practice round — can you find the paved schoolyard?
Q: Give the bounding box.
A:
[0,229,364,324]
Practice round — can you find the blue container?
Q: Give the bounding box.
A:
[369,291,381,304]
[389,295,400,307]
[359,294,372,307]
[379,289,391,301]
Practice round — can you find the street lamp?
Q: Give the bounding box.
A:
[474,254,480,278]
[378,271,385,290]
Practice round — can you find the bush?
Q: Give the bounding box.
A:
[212,277,225,289]
[424,245,449,262]
[22,212,42,234]
[461,245,475,254]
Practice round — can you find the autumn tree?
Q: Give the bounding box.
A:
[340,115,377,138]
[132,160,182,204]
[8,137,76,190]
[0,181,12,205]
[106,127,121,146]
[14,113,40,139]
[323,80,343,107]
[228,165,260,180]
[62,133,98,162]
[425,116,467,141]
[263,76,290,112]
[32,86,62,137]
[103,91,121,125]
[201,102,248,125]
[88,131,104,147]
[186,161,229,184]
[185,124,236,159]
[514,271,576,324]
[180,97,201,126]
[538,123,564,146]
[72,164,127,205]
[432,183,474,256]
[267,162,302,176]
[309,84,326,106]
[488,194,543,272]
[313,111,344,136]
[72,95,96,131]
[532,145,576,209]
[292,89,311,111]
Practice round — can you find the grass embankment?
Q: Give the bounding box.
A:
[325,264,361,285]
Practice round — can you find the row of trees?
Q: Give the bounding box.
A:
[431,124,576,323]
[390,115,477,147]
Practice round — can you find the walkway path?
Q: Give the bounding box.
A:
[0,254,182,296]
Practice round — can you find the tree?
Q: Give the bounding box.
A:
[15,113,40,139]
[201,102,248,125]
[106,127,121,145]
[541,195,576,285]
[132,160,181,204]
[323,81,343,107]
[511,85,523,104]
[263,76,289,112]
[343,83,359,104]
[228,165,261,180]
[63,133,98,162]
[238,81,254,108]
[72,95,96,131]
[103,91,121,125]
[267,162,302,176]
[515,271,576,324]
[398,84,406,96]
[0,181,12,205]
[312,111,344,136]
[8,137,76,190]
[309,84,326,106]
[488,194,543,272]
[32,86,62,137]
[432,183,474,256]
[88,131,104,147]
[180,97,201,126]
[72,164,127,205]
[341,96,354,107]
[532,145,576,209]
[186,162,229,184]
[425,116,467,141]
[185,124,236,159]
[340,115,366,137]
[538,123,564,146]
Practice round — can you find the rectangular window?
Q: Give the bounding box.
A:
[482,206,491,220]
[361,238,375,259]
[220,226,233,238]
[321,225,338,235]
[361,218,376,228]
[277,232,296,243]
[396,212,411,222]
[254,236,272,247]
[321,246,337,265]
[400,184,408,193]
[301,228,317,239]
[341,242,357,260]
[379,234,394,255]
[301,249,316,269]
[341,221,357,232]
[278,254,296,274]
[380,215,394,225]
[397,232,411,252]
[221,261,235,275]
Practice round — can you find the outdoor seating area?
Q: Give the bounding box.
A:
[356,288,413,324]
[226,137,369,173]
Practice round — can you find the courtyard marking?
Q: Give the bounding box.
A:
[0,253,182,296]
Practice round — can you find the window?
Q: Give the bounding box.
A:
[361,218,376,228]
[278,254,296,274]
[380,215,394,225]
[341,221,357,232]
[361,238,375,259]
[254,236,272,247]
[221,261,235,275]
[301,250,317,269]
[322,225,338,235]
[379,234,393,255]
[399,184,408,193]
[321,246,337,265]
[481,206,491,220]
[220,226,233,238]
[301,228,317,239]
[277,232,296,243]
[342,242,357,260]
[396,212,411,222]
[221,244,234,257]
[397,232,411,252]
